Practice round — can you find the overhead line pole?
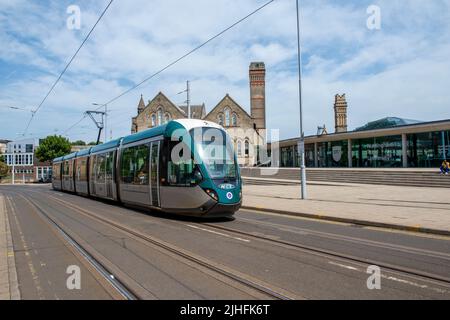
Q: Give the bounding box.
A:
[187,81,191,119]
[296,0,307,199]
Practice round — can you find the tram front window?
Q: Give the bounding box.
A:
[192,128,237,181]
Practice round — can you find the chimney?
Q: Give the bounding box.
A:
[334,94,348,133]
[249,62,266,129]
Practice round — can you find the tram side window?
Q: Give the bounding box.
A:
[76,158,87,182]
[106,152,114,179]
[166,140,194,187]
[63,161,69,176]
[96,154,106,182]
[53,163,60,180]
[121,145,149,185]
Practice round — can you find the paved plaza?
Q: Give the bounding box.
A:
[242,181,450,236]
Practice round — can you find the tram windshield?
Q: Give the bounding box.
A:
[191,127,238,180]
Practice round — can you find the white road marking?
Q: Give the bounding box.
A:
[328,261,359,271]
[328,261,448,294]
[186,224,250,243]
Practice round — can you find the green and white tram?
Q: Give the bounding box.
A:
[52,119,242,217]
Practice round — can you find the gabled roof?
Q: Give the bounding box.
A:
[355,117,422,132]
[207,94,252,120]
[149,92,186,116]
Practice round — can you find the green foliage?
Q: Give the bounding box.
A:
[0,153,4,163]
[0,161,8,178]
[35,135,71,163]
[71,140,86,146]
[88,141,103,145]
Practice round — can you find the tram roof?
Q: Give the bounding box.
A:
[90,138,122,154]
[121,124,168,145]
[63,152,78,160]
[53,156,64,163]
[76,147,92,157]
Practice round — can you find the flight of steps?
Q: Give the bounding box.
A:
[241,167,450,188]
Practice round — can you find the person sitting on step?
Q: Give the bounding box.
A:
[440,159,450,175]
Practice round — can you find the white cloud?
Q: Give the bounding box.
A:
[0,0,449,143]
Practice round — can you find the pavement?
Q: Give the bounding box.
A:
[242,180,450,236]
[0,194,20,300]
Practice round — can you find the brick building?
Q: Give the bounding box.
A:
[131,62,267,166]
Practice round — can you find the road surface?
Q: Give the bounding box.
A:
[1,184,449,300]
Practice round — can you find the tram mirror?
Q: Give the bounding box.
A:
[192,167,203,184]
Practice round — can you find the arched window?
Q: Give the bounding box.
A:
[164,113,171,124]
[237,141,242,157]
[225,108,230,126]
[245,140,250,157]
[231,113,237,126]
[218,114,224,126]
[151,114,156,127]
[157,109,163,125]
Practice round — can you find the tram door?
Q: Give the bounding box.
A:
[106,152,113,199]
[149,141,160,207]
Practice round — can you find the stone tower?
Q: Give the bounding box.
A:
[249,62,266,129]
[334,94,348,133]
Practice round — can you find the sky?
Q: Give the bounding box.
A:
[0,0,449,143]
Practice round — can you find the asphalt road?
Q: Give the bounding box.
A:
[1,184,449,300]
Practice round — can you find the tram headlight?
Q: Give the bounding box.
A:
[204,189,219,201]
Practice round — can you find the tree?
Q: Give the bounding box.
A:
[35,135,71,163]
[88,141,102,145]
[71,140,86,146]
[0,161,8,179]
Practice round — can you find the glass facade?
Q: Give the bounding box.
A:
[278,129,450,168]
[352,135,403,168]
[407,131,450,167]
[316,141,349,167]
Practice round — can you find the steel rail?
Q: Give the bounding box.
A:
[201,223,450,286]
[36,191,299,300]
[12,192,138,300]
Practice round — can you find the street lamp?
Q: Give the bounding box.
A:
[296,0,307,199]
[93,103,108,142]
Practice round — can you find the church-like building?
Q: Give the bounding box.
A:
[131,62,267,166]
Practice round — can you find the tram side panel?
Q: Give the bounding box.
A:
[118,142,152,207]
[74,156,89,196]
[158,139,214,215]
[62,160,74,192]
[89,151,118,201]
[52,162,62,190]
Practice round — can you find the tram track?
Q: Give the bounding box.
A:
[22,189,301,300]
[16,187,450,297]
[5,191,137,300]
[200,222,450,287]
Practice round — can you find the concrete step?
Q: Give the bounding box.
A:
[241,168,450,188]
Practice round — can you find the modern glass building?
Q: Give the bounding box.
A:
[277,118,450,168]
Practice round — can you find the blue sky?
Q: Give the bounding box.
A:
[0,0,449,142]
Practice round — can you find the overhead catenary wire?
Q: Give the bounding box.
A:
[89,0,275,111]
[59,0,275,136]
[23,0,115,136]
